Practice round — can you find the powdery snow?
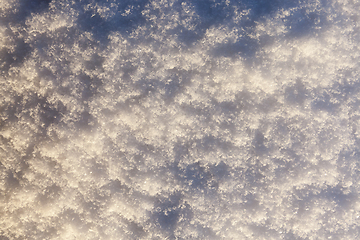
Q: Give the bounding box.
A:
[1,0,360,239]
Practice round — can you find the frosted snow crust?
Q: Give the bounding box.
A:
[1,0,360,239]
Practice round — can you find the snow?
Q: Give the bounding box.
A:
[1,0,360,239]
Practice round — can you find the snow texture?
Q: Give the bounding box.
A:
[1,0,360,239]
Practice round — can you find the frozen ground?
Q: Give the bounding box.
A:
[1,0,360,239]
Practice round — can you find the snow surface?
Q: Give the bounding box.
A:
[1,0,360,239]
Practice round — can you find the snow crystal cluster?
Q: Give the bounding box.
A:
[1,0,360,239]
